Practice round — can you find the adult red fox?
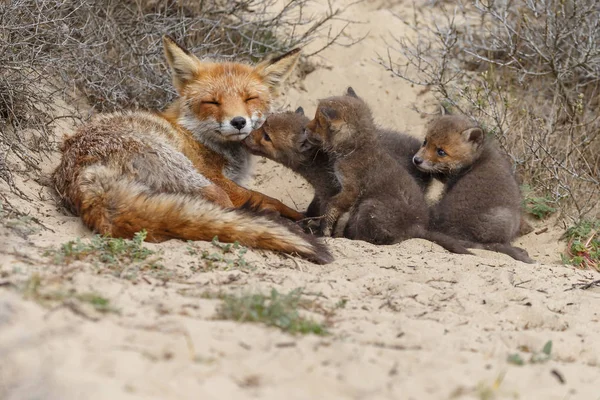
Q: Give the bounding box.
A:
[53,36,332,264]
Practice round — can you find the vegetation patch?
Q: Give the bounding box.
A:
[562,220,599,271]
[21,273,117,315]
[521,185,556,220]
[188,237,253,272]
[507,340,553,366]
[216,288,329,336]
[44,230,164,279]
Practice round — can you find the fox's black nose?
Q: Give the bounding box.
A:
[413,155,423,165]
[231,117,247,130]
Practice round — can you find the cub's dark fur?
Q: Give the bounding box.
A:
[300,88,470,254]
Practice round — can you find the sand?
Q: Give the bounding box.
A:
[1,0,599,399]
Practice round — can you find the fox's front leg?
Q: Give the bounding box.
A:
[211,175,304,221]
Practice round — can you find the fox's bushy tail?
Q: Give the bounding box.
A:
[69,165,333,264]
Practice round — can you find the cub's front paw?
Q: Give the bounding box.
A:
[320,220,333,237]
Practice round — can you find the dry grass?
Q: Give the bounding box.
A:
[381,0,600,221]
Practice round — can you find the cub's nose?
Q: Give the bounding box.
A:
[231,117,247,130]
[413,155,423,166]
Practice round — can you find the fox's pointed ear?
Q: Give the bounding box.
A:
[462,127,484,146]
[163,35,201,94]
[255,48,301,92]
[295,106,305,116]
[319,106,338,121]
[346,87,358,98]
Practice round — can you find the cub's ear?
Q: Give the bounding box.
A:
[346,87,358,98]
[298,129,313,152]
[295,106,305,116]
[255,48,301,92]
[461,127,484,146]
[319,106,338,121]
[163,35,202,94]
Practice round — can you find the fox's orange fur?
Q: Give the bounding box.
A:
[52,36,332,264]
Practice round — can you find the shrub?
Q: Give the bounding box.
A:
[381,0,600,220]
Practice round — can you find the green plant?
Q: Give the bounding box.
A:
[522,185,556,219]
[562,220,599,270]
[216,288,328,336]
[44,230,164,280]
[507,340,553,366]
[189,236,253,271]
[21,273,117,314]
[46,230,155,265]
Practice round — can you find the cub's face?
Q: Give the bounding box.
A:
[243,109,312,168]
[305,102,349,150]
[412,116,484,174]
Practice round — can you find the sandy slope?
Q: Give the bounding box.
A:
[1,1,600,399]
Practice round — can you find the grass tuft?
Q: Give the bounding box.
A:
[216,288,328,336]
[188,236,253,272]
[46,230,155,265]
[562,220,600,271]
[507,340,553,366]
[21,273,117,314]
[44,230,164,280]
[521,185,556,220]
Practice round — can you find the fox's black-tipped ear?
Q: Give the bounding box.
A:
[255,48,302,93]
[346,87,358,98]
[295,106,305,116]
[319,106,338,121]
[461,127,484,146]
[163,35,202,94]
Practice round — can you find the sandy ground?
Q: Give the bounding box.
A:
[2,1,600,399]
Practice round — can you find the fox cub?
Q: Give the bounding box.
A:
[413,115,534,263]
[52,35,332,264]
[281,88,469,254]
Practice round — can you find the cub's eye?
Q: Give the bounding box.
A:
[245,96,259,103]
[436,148,446,157]
[202,100,220,106]
[422,139,427,146]
[263,132,271,142]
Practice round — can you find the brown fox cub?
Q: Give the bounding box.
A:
[52,36,333,264]
[243,90,430,219]
[412,115,534,263]
[297,89,470,254]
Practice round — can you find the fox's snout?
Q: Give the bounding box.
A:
[230,116,247,130]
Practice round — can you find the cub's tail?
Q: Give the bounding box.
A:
[413,229,473,256]
[61,166,333,264]
[413,227,534,264]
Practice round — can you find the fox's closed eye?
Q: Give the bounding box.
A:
[246,96,259,102]
[202,100,220,106]
[437,148,447,157]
